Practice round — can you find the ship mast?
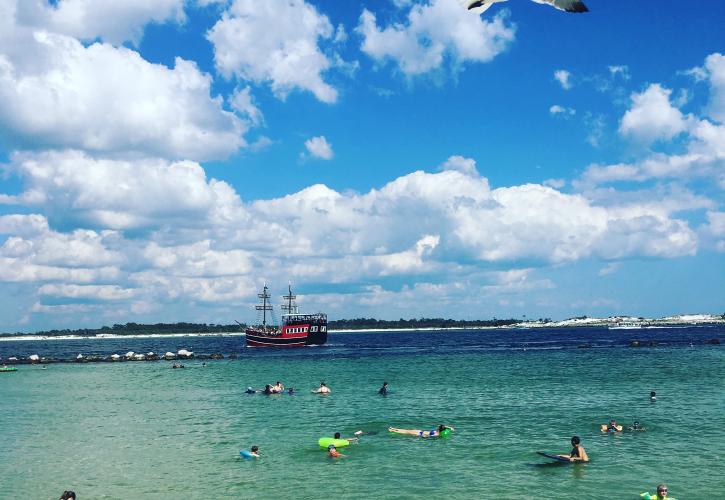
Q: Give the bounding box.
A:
[281,283,298,315]
[256,284,273,328]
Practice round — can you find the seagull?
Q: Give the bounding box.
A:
[460,0,589,14]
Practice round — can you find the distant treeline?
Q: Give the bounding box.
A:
[0,322,242,338]
[1,318,523,337]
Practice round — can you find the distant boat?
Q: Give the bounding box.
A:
[609,322,642,330]
[242,284,327,347]
[0,366,18,372]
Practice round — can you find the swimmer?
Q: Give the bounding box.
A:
[641,483,675,500]
[600,419,623,433]
[327,444,344,458]
[378,381,389,396]
[557,436,589,462]
[59,491,76,500]
[388,425,454,438]
[272,381,284,393]
[312,382,331,394]
[650,390,657,401]
[288,387,295,395]
[244,387,257,394]
[334,432,359,443]
[250,446,260,458]
[629,421,646,431]
[263,384,274,395]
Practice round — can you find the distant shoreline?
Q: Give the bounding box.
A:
[1,317,723,342]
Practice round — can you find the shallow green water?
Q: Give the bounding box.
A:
[1,344,723,499]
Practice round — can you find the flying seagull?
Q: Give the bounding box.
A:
[460,0,589,14]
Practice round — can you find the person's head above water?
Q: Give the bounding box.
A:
[251,446,259,453]
[650,390,656,398]
[657,483,668,497]
[320,382,326,386]
[571,436,581,446]
[609,419,617,426]
[334,432,341,439]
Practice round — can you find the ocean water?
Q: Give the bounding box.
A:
[1,327,723,499]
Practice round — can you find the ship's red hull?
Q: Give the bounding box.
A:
[245,318,327,347]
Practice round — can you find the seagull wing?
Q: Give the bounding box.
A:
[531,0,589,13]
[458,0,500,15]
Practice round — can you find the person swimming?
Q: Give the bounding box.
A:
[629,421,646,431]
[250,445,260,458]
[650,390,657,401]
[327,444,344,458]
[378,381,389,396]
[244,387,257,394]
[557,435,589,462]
[641,483,675,499]
[388,425,454,438]
[272,381,284,393]
[601,419,623,433]
[263,384,274,395]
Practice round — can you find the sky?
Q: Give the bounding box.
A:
[0,0,724,332]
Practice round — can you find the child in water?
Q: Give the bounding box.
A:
[327,445,344,458]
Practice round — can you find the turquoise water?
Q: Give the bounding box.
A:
[1,332,724,499]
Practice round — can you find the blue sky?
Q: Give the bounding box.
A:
[0,0,723,332]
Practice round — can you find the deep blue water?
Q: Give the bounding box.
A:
[1,325,722,362]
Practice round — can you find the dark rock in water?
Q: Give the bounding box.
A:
[145,353,160,361]
[577,344,592,349]
[210,353,224,359]
[195,354,211,360]
[705,338,720,345]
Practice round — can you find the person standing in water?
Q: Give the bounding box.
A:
[557,436,589,462]
[312,382,331,394]
[378,381,389,396]
[650,390,657,401]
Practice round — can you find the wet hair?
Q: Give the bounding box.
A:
[657,483,667,492]
[251,446,259,453]
[438,425,446,432]
[334,432,341,439]
[383,381,388,385]
[328,445,336,450]
[276,381,281,385]
[571,436,581,445]
[650,391,656,397]
[320,382,326,387]
[59,492,76,500]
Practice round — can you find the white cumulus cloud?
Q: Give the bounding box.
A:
[15,0,186,46]
[357,0,515,76]
[619,84,689,144]
[207,0,339,103]
[304,136,334,160]
[0,31,246,161]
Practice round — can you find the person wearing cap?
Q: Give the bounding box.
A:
[600,419,623,433]
[244,386,257,394]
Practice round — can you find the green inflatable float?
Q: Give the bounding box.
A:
[318,437,350,449]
